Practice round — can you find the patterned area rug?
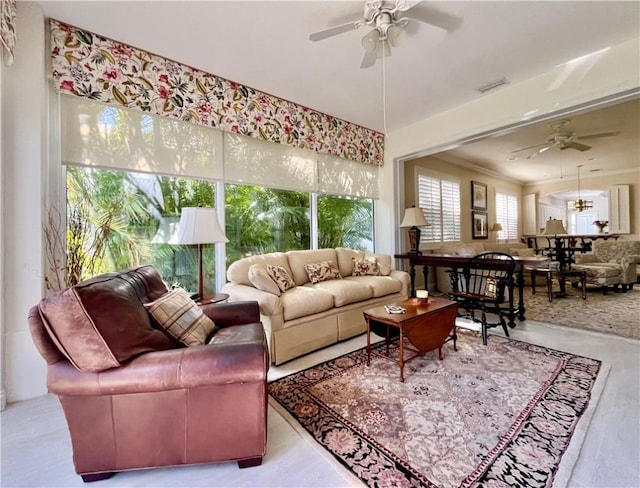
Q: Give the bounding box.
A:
[269,332,605,488]
[523,286,640,340]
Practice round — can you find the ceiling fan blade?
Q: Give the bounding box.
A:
[576,131,621,140]
[561,142,592,152]
[402,3,462,32]
[526,145,551,159]
[510,142,548,154]
[309,20,363,42]
[361,29,381,53]
[360,49,377,69]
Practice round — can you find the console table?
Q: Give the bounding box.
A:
[394,253,549,326]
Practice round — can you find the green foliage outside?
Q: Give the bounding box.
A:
[63,167,374,292]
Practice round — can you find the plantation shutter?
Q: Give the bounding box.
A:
[496,192,519,240]
[417,171,460,243]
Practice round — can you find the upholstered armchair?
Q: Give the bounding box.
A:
[28,266,269,482]
[572,240,640,294]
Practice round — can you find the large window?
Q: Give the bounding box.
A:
[416,170,461,243]
[56,95,377,292]
[64,167,217,294]
[495,191,519,241]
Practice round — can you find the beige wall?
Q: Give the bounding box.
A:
[524,169,640,241]
[404,156,522,248]
[378,36,640,257]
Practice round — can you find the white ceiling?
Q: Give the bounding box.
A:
[38,1,640,183]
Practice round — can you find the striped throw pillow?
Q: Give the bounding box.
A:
[144,288,216,347]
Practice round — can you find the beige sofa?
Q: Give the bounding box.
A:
[430,242,534,293]
[222,248,410,365]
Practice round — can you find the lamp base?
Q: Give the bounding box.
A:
[407,226,422,255]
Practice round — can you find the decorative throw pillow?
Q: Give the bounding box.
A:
[484,276,499,299]
[352,256,381,277]
[266,264,296,292]
[248,264,281,296]
[304,260,342,284]
[144,288,217,347]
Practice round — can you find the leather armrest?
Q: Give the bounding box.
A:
[200,300,260,327]
[47,327,268,396]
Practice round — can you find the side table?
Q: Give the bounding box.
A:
[530,268,586,302]
[195,293,230,306]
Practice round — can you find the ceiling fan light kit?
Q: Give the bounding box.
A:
[309,0,456,69]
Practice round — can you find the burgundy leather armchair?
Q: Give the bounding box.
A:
[28,266,269,482]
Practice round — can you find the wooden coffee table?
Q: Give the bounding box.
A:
[364,297,459,382]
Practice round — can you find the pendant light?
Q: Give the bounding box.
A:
[567,165,593,212]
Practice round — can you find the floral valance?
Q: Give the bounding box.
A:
[1,0,16,66]
[49,19,384,166]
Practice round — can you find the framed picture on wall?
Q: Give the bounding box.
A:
[471,181,487,210]
[472,211,489,239]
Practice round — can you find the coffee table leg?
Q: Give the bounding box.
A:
[399,330,405,383]
[546,272,553,302]
[366,319,371,367]
[581,273,587,300]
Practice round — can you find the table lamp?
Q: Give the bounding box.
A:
[543,218,567,236]
[491,223,503,242]
[400,206,429,255]
[171,207,228,300]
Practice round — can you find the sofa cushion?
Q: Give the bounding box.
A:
[267,264,297,292]
[226,252,290,286]
[344,275,402,297]
[510,248,536,257]
[38,273,176,372]
[304,260,342,284]
[248,264,281,296]
[336,247,364,276]
[281,287,335,321]
[366,253,392,276]
[286,249,338,285]
[305,279,373,307]
[144,288,217,347]
[352,256,380,276]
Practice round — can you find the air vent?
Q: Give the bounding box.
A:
[476,77,509,94]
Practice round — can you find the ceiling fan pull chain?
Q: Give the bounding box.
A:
[382,40,388,136]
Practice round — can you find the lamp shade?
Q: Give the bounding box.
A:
[491,223,503,232]
[170,207,228,245]
[543,218,567,236]
[400,207,429,228]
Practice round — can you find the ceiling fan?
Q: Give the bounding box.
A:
[511,119,621,159]
[308,0,459,69]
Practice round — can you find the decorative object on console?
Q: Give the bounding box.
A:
[472,210,488,239]
[568,164,593,212]
[400,206,430,255]
[593,220,609,234]
[471,180,488,210]
[171,207,228,301]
